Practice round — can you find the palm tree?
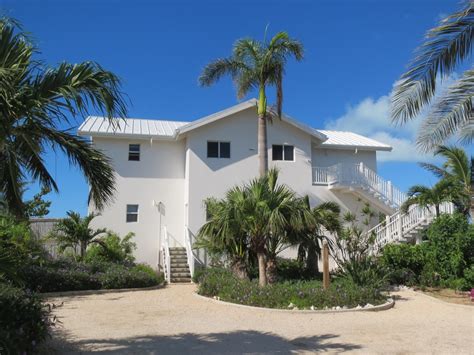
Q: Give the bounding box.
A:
[291,200,341,276]
[0,18,127,217]
[51,211,107,259]
[401,179,458,217]
[244,168,310,286]
[419,145,472,215]
[199,30,303,176]
[197,193,249,279]
[391,2,473,151]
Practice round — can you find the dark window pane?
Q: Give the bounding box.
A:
[128,144,140,161]
[207,141,218,158]
[284,145,294,161]
[220,142,230,158]
[272,145,283,161]
[127,204,138,213]
[129,144,140,152]
[126,214,138,223]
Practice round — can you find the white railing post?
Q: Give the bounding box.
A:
[184,226,194,279]
[387,181,393,205]
[397,214,403,241]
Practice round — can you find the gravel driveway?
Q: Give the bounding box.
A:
[46,284,473,354]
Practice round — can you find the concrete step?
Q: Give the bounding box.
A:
[170,267,190,273]
[170,262,189,268]
[171,272,191,278]
[169,250,187,256]
[170,256,187,262]
[171,277,192,283]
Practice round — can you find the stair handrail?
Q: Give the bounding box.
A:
[184,226,194,278]
[368,202,455,252]
[161,226,171,283]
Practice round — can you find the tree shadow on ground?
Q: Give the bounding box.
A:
[47,329,362,354]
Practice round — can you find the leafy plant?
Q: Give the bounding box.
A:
[0,283,51,353]
[50,211,107,259]
[85,232,136,264]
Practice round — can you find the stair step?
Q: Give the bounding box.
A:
[170,262,189,268]
[170,277,192,283]
[171,272,191,278]
[170,267,190,273]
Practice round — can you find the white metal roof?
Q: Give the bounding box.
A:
[78,101,392,151]
[78,116,189,139]
[317,130,392,151]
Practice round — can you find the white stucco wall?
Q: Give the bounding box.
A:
[86,109,386,268]
[89,137,186,268]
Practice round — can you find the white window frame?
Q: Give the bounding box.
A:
[272,144,295,162]
[126,204,139,223]
[207,141,231,159]
[128,144,140,161]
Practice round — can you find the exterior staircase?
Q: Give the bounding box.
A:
[169,247,192,283]
[312,162,455,252]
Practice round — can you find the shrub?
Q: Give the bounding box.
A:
[85,232,136,264]
[423,214,474,282]
[380,243,425,285]
[0,283,50,354]
[196,268,386,309]
[463,265,474,289]
[335,257,389,290]
[98,264,163,289]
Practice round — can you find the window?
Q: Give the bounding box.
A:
[272,144,294,161]
[126,204,139,222]
[128,144,140,161]
[207,141,231,158]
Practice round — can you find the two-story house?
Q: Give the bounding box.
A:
[79,99,444,282]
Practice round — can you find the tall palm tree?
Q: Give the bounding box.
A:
[419,145,471,215]
[197,193,249,279]
[51,211,107,259]
[199,30,304,176]
[291,200,341,276]
[0,18,127,217]
[391,2,473,151]
[401,179,458,217]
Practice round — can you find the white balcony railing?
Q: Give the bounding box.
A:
[313,163,408,208]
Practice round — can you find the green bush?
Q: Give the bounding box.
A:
[98,264,163,289]
[85,232,136,264]
[22,258,163,292]
[380,243,425,285]
[335,257,389,290]
[0,283,50,354]
[197,268,386,309]
[463,265,474,289]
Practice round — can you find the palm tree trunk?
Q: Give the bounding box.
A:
[257,245,267,287]
[257,86,268,177]
[435,204,440,217]
[80,241,87,259]
[231,258,248,280]
[306,243,320,276]
[265,255,278,284]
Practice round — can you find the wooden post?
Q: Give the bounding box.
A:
[322,240,330,290]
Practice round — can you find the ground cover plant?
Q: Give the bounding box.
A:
[196,268,386,309]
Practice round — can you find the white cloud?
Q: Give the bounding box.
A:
[323,76,458,163]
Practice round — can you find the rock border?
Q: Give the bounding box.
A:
[39,284,165,298]
[194,292,395,313]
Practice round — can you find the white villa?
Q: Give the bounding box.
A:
[78,99,452,282]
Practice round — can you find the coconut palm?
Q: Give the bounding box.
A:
[401,179,458,217]
[196,193,249,279]
[291,200,341,276]
[0,18,127,217]
[199,30,304,176]
[391,2,473,151]
[51,211,107,259]
[419,145,472,215]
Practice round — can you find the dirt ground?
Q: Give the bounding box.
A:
[420,288,473,306]
[45,284,474,354]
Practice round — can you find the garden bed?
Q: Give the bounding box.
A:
[195,268,388,310]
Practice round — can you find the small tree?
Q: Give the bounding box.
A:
[51,211,106,260]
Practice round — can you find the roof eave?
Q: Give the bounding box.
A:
[317,144,392,152]
[77,131,178,141]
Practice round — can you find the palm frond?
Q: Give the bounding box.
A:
[416,68,474,151]
[391,2,473,123]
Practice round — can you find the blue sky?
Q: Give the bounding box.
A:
[5,0,472,217]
